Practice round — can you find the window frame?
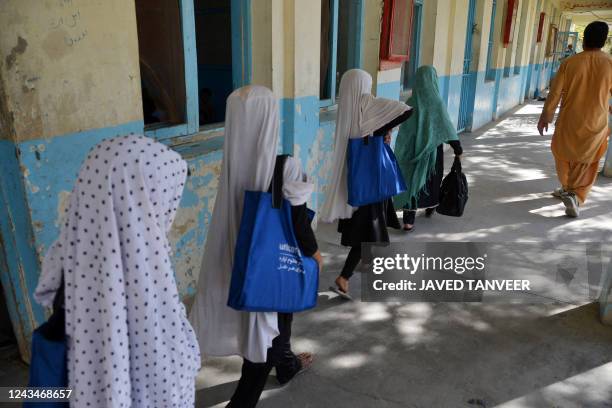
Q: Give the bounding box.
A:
[143,0,252,140]
[320,0,340,108]
[536,12,545,43]
[319,0,364,109]
[546,24,558,57]
[400,0,422,91]
[379,0,414,70]
[502,0,519,47]
[485,0,497,81]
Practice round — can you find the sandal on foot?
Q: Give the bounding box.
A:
[329,286,353,300]
[277,353,314,385]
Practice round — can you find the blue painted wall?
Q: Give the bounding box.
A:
[2,122,223,308]
[472,71,498,130]
[377,80,401,101]
[0,139,45,358]
[445,63,553,132]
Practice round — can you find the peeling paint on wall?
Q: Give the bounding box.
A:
[5,36,28,70]
[168,151,223,300]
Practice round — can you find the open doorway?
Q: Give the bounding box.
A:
[135,0,187,127]
[0,282,16,355]
[194,0,234,126]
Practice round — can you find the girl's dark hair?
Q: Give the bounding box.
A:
[584,21,609,49]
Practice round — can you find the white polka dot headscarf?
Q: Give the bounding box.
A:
[35,135,200,408]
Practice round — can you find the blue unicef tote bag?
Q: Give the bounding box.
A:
[25,280,69,408]
[228,155,319,313]
[347,135,407,207]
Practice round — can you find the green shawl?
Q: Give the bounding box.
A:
[394,66,459,209]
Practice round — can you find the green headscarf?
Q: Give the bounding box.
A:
[394,65,459,209]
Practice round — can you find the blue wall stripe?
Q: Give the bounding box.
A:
[0,139,46,356]
[18,121,144,254]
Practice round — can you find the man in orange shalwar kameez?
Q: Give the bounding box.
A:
[538,21,612,218]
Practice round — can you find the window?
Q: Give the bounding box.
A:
[546,24,557,57]
[135,0,187,128]
[320,0,362,106]
[485,0,497,81]
[502,0,519,47]
[379,0,414,70]
[536,12,545,43]
[135,0,250,139]
[400,0,422,90]
[320,0,338,104]
[194,0,233,126]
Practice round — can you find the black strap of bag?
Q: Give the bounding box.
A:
[268,155,289,209]
[451,156,462,173]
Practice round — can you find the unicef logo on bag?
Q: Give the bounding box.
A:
[279,243,305,274]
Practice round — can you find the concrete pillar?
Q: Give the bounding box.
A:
[362,0,383,86]
[251,0,274,89]
[0,0,143,360]
[420,0,469,127]
[515,0,538,103]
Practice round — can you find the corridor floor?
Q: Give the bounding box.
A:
[195,102,612,408]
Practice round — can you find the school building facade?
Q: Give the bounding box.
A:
[0,0,609,360]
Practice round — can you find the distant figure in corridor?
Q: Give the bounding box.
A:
[394,66,463,231]
[34,135,201,407]
[537,21,612,218]
[562,43,576,60]
[320,69,411,298]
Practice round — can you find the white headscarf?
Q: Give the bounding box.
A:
[35,135,200,408]
[189,85,313,363]
[319,69,410,223]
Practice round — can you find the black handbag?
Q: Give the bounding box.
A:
[436,157,468,217]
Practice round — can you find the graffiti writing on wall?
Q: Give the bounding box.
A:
[48,0,88,47]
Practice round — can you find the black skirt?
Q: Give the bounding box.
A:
[406,144,444,210]
[338,198,401,247]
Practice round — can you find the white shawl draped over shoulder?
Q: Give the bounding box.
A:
[189,86,313,363]
[319,69,410,223]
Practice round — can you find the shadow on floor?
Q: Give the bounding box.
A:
[196,240,612,407]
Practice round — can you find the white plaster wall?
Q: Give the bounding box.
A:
[363,0,384,88]
[476,0,493,73]
[0,0,142,142]
[294,0,321,98]
[516,0,538,68]
[251,0,274,90]
[491,0,507,70]
[252,0,321,99]
[450,0,470,76]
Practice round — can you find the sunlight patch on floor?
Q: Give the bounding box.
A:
[512,104,546,116]
[528,202,567,218]
[327,352,370,369]
[496,192,555,203]
[494,362,612,408]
